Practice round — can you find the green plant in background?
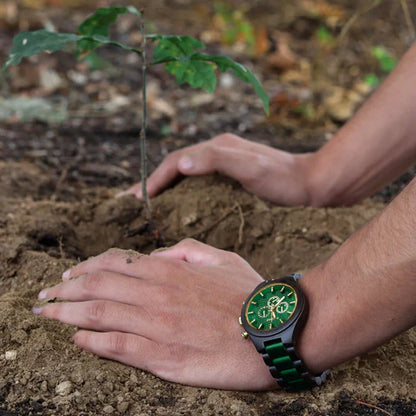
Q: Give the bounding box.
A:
[372,46,397,73]
[2,5,269,218]
[316,26,334,46]
[213,2,255,51]
[365,46,398,87]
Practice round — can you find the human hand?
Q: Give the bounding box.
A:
[118,133,315,206]
[33,239,278,390]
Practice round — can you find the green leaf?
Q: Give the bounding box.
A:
[2,30,81,72]
[77,6,141,55]
[2,30,141,72]
[364,73,380,87]
[372,46,397,73]
[149,35,269,114]
[148,35,205,61]
[149,35,216,91]
[195,53,269,115]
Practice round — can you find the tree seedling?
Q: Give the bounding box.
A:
[2,5,269,219]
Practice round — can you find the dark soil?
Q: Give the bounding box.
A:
[0,1,415,415]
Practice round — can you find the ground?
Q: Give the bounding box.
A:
[0,1,415,415]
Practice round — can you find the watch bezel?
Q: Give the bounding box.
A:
[241,276,306,339]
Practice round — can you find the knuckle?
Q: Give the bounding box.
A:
[241,154,269,186]
[180,238,199,248]
[81,273,102,294]
[105,247,125,258]
[225,251,242,264]
[107,332,128,355]
[87,301,107,322]
[211,133,239,147]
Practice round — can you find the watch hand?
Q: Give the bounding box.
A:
[271,296,286,311]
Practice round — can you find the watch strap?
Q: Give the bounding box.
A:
[263,340,329,391]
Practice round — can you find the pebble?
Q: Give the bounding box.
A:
[5,350,17,360]
[117,402,129,413]
[55,380,73,396]
[103,405,114,414]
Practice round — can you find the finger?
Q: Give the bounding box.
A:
[115,183,142,199]
[73,330,159,373]
[143,146,198,198]
[62,249,160,280]
[39,271,146,304]
[151,238,235,266]
[177,145,261,187]
[36,300,154,337]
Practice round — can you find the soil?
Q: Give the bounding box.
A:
[1,163,415,416]
[0,0,415,415]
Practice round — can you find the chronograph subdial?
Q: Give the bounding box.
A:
[276,301,289,314]
[257,306,271,319]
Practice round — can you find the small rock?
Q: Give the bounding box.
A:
[55,380,73,396]
[40,381,48,392]
[103,405,114,414]
[117,402,129,413]
[5,350,17,360]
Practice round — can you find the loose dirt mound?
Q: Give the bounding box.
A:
[0,162,415,415]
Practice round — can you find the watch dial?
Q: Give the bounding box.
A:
[245,283,297,330]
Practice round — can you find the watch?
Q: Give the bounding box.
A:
[239,274,329,391]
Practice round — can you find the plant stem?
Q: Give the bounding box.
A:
[139,12,151,220]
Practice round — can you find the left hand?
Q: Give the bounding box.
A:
[33,239,278,390]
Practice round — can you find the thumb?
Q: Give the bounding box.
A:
[177,147,257,186]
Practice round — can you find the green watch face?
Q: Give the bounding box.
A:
[245,283,298,330]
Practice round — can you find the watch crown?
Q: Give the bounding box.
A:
[241,331,249,339]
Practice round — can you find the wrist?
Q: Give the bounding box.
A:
[295,152,335,207]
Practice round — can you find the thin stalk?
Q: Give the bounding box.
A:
[139,13,151,220]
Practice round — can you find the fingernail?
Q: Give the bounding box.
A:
[179,156,193,170]
[32,307,43,315]
[38,290,48,300]
[62,269,71,280]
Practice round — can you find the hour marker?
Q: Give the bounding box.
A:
[252,301,257,305]
[290,301,296,304]
[269,323,273,329]
[278,318,284,324]
[280,286,284,292]
[258,323,263,329]
[248,311,254,314]
[271,286,274,293]
[250,319,256,324]
[288,292,293,297]
[259,292,264,297]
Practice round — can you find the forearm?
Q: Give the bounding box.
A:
[298,176,416,373]
[305,41,416,206]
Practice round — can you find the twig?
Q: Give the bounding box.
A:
[236,203,245,245]
[139,10,151,220]
[58,236,65,259]
[54,165,69,195]
[400,0,416,40]
[337,0,383,44]
[355,400,394,416]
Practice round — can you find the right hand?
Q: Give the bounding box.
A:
[118,133,315,206]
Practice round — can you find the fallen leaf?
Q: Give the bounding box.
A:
[267,32,298,71]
